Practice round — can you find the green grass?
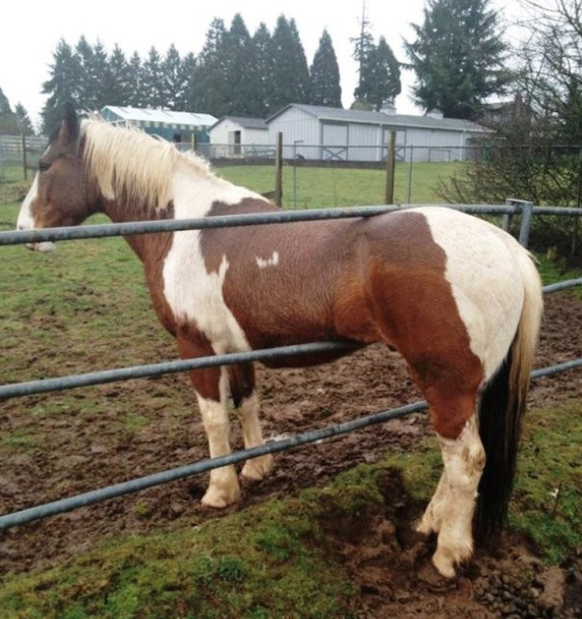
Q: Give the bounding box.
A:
[536,253,582,300]
[216,161,463,208]
[510,402,582,563]
[0,478,363,619]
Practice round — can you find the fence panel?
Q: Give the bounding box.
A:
[1,204,581,530]
[0,134,47,182]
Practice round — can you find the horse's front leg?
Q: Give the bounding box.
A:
[178,338,240,508]
[229,364,273,482]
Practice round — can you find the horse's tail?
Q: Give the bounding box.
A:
[475,247,543,542]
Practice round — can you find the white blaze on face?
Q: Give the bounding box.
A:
[163,167,262,353]
[16,173,55,253]
[256,251,279,269]
[17,174,38,231]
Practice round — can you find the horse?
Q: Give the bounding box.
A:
[17,105,543,578]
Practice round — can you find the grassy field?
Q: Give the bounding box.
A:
[216,160,462,207]
[1,173,581,617]
[0,159,458,215]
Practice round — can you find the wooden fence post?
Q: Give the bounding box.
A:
[385,130,396,205]
[274,132,283,207]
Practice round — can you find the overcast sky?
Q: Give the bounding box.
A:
[2,0,525,128]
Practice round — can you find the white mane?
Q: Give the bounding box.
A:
[80,119,213,211]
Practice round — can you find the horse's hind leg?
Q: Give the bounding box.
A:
[408,357,485,577]
[418,410,485,577]
[229,364,273,481]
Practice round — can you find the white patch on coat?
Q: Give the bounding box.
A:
[17,174,55,253]
[417,207,525,380]
[163,163,264,353]
[417,415,485,577]
[256,251,279,269]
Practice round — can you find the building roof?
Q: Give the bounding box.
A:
[102,106,217,127]
[209,116,268,131]
[267,103,488,133]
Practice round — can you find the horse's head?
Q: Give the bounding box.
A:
[17,104,91,252]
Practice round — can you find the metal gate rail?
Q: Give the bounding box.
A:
[1,356,581,531]
[1,281,580,401]
[2,203,581,248]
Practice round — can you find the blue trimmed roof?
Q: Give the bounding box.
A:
[101,106,217,128]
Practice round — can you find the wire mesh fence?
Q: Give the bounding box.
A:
[3,135,582,254]
[0,135,47,183]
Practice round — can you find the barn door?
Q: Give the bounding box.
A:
[322,124,348,161]
[382,128,407,161]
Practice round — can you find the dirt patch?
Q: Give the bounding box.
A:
[323,469,582,618]
[1,292,582,617]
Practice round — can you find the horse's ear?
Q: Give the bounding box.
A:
[57,102,80,146]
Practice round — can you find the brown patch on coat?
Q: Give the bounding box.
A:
[200,203,483,439]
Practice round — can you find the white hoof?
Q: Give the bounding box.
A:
[432,552,457,579]
[241,454,274,481]
[432,541,473,578]
[201,478,240,508]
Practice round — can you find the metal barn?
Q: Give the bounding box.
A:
[266,104,489,163]
[100,106,217,145]
[208,116,271,158]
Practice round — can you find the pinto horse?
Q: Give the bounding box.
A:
[17,106,543,578]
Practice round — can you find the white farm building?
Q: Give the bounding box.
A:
[265,104,490,163]
[208,116,271,158]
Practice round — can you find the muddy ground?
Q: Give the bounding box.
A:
[1,292,581,618]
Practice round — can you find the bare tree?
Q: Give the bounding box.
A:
[441,0,582,256]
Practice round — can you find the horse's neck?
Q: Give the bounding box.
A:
[99,196,173,265]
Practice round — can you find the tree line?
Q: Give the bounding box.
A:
[2,1,513,136]
[37,13,404,136]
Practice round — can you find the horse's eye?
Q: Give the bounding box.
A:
[38,161,51,173]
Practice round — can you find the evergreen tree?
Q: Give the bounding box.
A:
[90,40,112,109]
[224,14,263,116]
[42,39,81,134]
[141,46,166,108]
[351,4,375,100]
[0,86,19,134]
[75,36,107,111]
[15,103,34,135]
[162,44,186,110]
[354,36,401,111]
[404,0,510,119]
[252,22,274,117]
[192,18,230,115]
[127,51,144,107]
[310,29,342,108]
[268,15,311,113]
[106,44,133,106]
[179,52,197,111]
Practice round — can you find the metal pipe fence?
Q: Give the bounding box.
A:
[1,202,581,530]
